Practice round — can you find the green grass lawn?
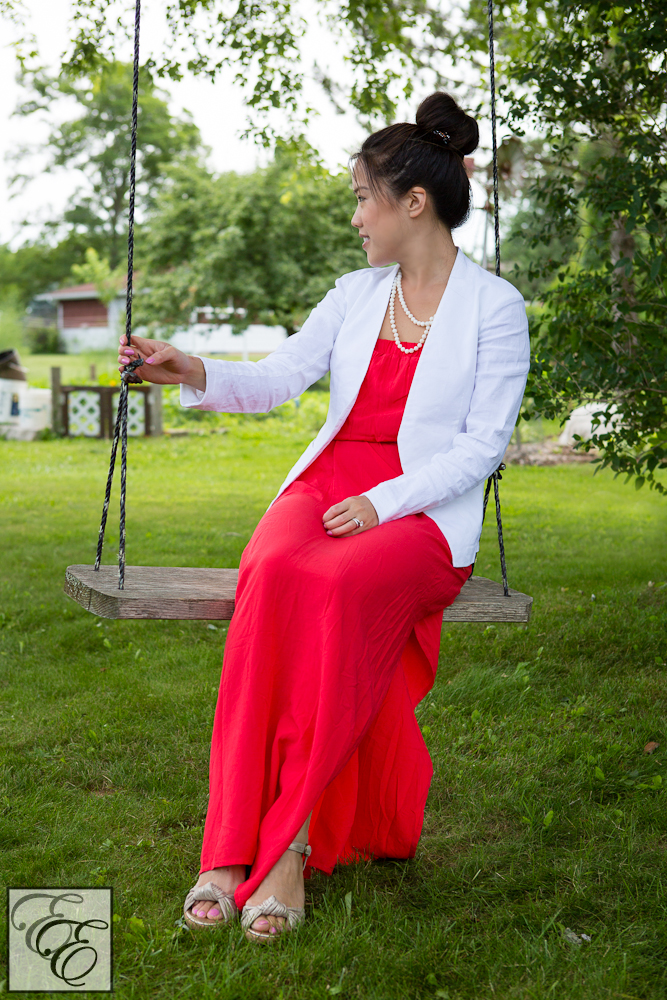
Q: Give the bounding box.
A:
[1,423,666,1000]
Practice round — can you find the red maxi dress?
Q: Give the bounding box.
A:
[200,338,471,909]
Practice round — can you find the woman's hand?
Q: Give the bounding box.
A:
[323,496,379,537]
[118,334,206,391]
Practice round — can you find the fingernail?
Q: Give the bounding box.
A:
[326,530,333,536]
[146,357,154,364]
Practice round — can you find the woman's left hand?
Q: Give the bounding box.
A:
[323,496,379,537]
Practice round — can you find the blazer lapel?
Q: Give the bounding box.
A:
[327,263,398,433]
[400,250,475,437]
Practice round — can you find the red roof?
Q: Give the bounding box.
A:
[54,283,98,296]
[42,282,127,302]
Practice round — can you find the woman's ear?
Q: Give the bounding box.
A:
[405,186,428,218]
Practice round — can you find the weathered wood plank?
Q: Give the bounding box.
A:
[442,575,532,622]
[65,565,238,620]
[65,565,532,623]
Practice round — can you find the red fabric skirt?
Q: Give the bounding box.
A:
[200,340,471,909]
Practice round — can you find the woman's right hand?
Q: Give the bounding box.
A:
[118,334,206,391]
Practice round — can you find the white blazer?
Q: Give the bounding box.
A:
[181,249,530,566]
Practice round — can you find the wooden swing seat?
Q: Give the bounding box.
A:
[64,564,532,623]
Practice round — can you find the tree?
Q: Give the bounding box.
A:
[0,239,91,305]
[134,147,366,335]
[71,248,125,306]
[12,61,201,268]
[456,0,667,493]
[499,139,579,302]
[42,0,460,141]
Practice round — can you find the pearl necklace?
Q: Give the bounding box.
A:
[389,268,435,354]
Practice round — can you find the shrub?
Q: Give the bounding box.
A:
[25,326,65,354]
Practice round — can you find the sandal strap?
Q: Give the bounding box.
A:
[287,840,312,870]
[184,881,238,922]
[287,840,312,858]
[241,894,305,933]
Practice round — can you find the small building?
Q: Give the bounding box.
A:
[170,319,287,357]
[38,284,125,353]
[38,285,287,356]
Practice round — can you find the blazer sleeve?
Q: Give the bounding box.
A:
[362,292,530,523]
[179,279,347,413]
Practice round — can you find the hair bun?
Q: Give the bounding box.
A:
[415,92,479,156]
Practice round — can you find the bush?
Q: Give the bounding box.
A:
[161,384,329,436]
[24,326,64,354]
[0,291,25,353]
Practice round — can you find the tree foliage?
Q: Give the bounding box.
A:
[71,248,125,306]
[0,239,87,305]
[56,0,458,140]
[460,0,667,492]
[12,61,201,268]
[135,147,366,335]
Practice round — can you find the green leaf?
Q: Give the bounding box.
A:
[595,766,605,781]
[543,810,554,828]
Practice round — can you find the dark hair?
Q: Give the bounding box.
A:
[351,92,479,231]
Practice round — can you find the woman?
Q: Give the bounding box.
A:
[119,92,529,942]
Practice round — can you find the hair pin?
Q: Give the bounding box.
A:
[433,129,451,144]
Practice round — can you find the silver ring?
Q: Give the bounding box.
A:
[352,517,363,529]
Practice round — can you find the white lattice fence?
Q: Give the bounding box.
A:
[60,383,160,437]
[67,391,102,437]
[112,390,145,436]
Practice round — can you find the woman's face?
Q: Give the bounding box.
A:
[351,169,407,268]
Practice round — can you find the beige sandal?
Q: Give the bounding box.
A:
[241,840,312,943]
[183,881,239,930]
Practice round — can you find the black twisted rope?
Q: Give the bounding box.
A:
[94,0,143,589]
[487,0,501,278]
[482,466,509,596]
[476,3,509,598]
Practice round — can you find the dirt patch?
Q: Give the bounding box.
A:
[504,439,597,467]
[636,584,667,609]
[84,779,115,796]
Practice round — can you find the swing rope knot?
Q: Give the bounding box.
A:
[121,357,144,384]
